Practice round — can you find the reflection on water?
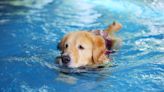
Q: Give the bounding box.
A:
[0,0,164,92]
[1,0,53,9]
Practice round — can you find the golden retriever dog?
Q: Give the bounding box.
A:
[57,22,122,68]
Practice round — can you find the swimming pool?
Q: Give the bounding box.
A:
[0,0,164,92]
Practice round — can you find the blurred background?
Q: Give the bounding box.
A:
[0,0,164,92]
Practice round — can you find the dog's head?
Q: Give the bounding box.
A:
[57,31,108,68]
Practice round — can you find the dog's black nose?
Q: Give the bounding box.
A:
[61,55,70,64]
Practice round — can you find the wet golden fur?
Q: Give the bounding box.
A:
[59,22,122,68]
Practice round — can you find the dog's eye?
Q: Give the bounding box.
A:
[65,44,68,48]
[78,45,84,50]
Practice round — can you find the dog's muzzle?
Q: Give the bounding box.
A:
[61,55,70,65]
[56,54,71,67]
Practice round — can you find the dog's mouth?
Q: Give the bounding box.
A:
[55,56,116,74]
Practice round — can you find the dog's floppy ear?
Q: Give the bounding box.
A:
[58,35,68,51]
[92,35,108,64]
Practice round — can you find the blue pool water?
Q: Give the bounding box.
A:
[0,0,164,92]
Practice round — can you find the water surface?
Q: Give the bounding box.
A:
[0,0,164,92]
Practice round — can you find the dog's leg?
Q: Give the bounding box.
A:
[104,21,122,36]
[104,22,122,50]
